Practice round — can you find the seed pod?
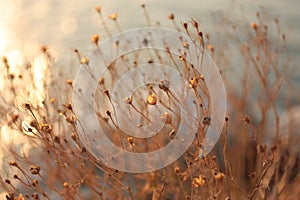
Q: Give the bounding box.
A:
[91,34,100,45]
[123,96,133,104]
[30,165,41,175]
[159,80,170,91]
[202,116,211,125]
[147,93,157,105]
[192,175,206,187]
[109,13,118,21]
[169,129,176,139]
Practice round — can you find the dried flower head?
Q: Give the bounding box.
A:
[174,167,180,173]
[80,57,89,65]
[189,77,198,88]
[256,144,267,153]
[109,13,118,21]
[251,22,258,30]
[64,102,72,110]
[169,129,176,139]
[123,95,133,104]
[9,161,17,167]
[40,45,48,53]
[40,123,53,134]
[192,175,206,187]
[91,34,100,45]
[2,56,8,65]
[66,79,73,86]
[208,44,214,52]
[159,80,170,91]
[202,116,211,125]
[147,93,157,105]
[30,165,41,175]
[49,98,55,104]
[127,137,134,145]
[214,172,225,182]
[95,6,101,13]
[168,13,174,20]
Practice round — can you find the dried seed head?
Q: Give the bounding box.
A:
[192,175,206,187]
[183,22,188,30]
[30,165,41,175]
[202,116,211,125]
[2,56,8,65]
[168,13,174,20]
[169,129,176,139]
[123,96,133,104]
[98,77,105,85]
[214,172,225,182]
[189,77,198,88]
[71,133,77,141]
[24,102,31,110]
[30,120,38,128]
[80,57,89,65]
[66,79,73,86]
[199,74,204,80]
[106,110,111,116]
[257,144,267,153]
[32,193,39,199]
[11,114,19,123]
[64,102,72,110]
[198,31,203,39]
[192,18,198,28]
[95,6,101,13]
[33,179,39,185]
[63,182,70,188]
[243,115,251,124]
[127,137,134,145]
[271,144,277,153]
[91,34,100,45]
[179,55,185,61]
[9,161,17,166]
[109,13,118,21]
[40,45,48,53]
[41,124,53,134]
[9,74,14,80]
[5,193,15,200]
[208,44,214,52]
[251,22,258,30]
[147,93,157,105]
[66,116,75,124]
[174,167,180,173]
[183,41,189,49]
[159,80,170,91]
[248,172,256,178]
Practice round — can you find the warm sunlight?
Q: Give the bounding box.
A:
[0,1,299,199]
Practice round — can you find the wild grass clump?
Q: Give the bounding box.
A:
[0,4,299,200]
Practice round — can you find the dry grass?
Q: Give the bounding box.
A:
[0,4,299,200]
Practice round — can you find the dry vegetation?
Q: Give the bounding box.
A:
[0,4,299,200]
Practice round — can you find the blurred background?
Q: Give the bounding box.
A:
[0,0,299,65]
